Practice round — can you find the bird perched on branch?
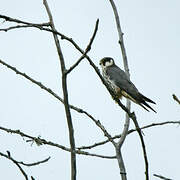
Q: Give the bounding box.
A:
[99,57,156,113]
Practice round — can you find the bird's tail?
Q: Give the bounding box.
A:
[138,93,156,113]
[139,93,156,104]
[140,101,157,113]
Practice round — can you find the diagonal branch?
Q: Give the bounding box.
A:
[0,151,28,180]
[77,120,180,149]
[82,110,116,146]
[66,19,99,74]
[0,58,96,118]
[172,94,180,105]
[154,174,172,180]
[0,126,116,159]
[0,14,50,27]
[0,58,115,145]
[17,157,50,167]
[0,24,49,32]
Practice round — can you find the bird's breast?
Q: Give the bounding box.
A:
[102,69,122,97]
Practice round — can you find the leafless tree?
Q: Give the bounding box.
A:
[0,1,179,180]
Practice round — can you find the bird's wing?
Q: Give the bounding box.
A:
[106,65,139,98]
[106,65,157,113]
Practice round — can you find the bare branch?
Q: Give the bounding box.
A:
[133,118,149,179]
[0,24,49,32]
[0,126,116,160]
[66,19,99,74]
[0,58,116,148]
[172,94,180,105]
[0,58,94,117]
[117,102,130,149]
[0,17,86,59]
[154,174,172,180]
[83,110,116,146]
[17,157,50,167]
[31,176,35,180]
[115,149,126,179]
[0,14,50,27]
[43,1,76,179]
[0,59,63,101]
[0,151,28,180]
[108,0,129,74]
[77,120,180,149]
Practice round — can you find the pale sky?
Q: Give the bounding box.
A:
[0,0,180,179]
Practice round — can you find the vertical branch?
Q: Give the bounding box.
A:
[108,1,149,180]
[43,1,76,180]
[115,148,127,180]
[108,0,130,179]
[108,0,129,74]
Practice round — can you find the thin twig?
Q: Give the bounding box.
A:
[172,94,180,105]
[0,18,88,60]
[42,1,76,180]
[83,110,116,146]
[0,126,115,159]
[17,157,50,167]
[0,13,96,62]
[77,120,180,149]
[0,151,28,180]
[31,176,35,180]
[154,174,173,180]
[0,24,49,32]
[0,14,50,27]
[66,19,99,74]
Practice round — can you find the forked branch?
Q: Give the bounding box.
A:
[43,0,76,179]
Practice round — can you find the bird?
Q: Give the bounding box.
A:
[99,57,156,113]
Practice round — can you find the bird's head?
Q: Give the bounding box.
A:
[99,57,114,68]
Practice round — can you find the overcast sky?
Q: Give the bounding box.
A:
[0,0,180,180]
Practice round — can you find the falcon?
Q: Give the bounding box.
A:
[99,57,156,113]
